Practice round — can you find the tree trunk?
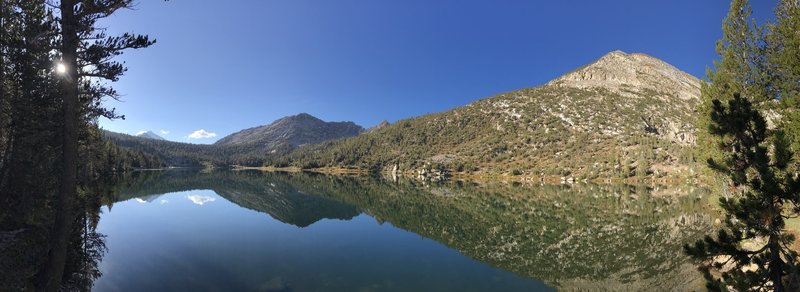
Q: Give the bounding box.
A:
[770,214,785,292]
[40,0,79,291]
[0,0,9,192]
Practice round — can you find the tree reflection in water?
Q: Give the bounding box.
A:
[106,170,716,291]
[0,181,110,291]
[0,169,717,291]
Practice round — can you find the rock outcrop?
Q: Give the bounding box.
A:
[543,50,701,145]
[548,50,700,102]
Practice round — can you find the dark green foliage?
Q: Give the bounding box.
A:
[0,0,153,290]
[0,0,62,228]
[769,0,800,154]
[696,0,772,176]
[92,132,165,172]
[104,130,273,167]
[686,2,800,290]
[0,3,67,289]
[684,94,800,291]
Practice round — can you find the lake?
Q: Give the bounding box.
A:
[90,170,715,291]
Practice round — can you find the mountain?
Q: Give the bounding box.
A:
[103,113,365,168]
[367,120,391,133]
[544,50,700,145]
[214,113,364,152]
[272,51,702,180]
[135,130,165,140]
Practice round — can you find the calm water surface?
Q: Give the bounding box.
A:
[92,170,715,291]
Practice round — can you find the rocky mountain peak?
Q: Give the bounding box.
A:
[289,112,319,121]
[547,50,701,101]
[214,113,364,150]
[367,120,391,133]
[135,130,165,140]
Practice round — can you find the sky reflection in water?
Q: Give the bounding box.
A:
[94,188,548,292]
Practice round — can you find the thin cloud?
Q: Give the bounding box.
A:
[187,195,215,206]
[135,130,148,135]
[188,129,216,139]
[160,130,170,135]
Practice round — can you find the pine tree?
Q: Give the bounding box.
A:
[0,2,64,288]
[0,0,62,224]
[685,93,800,291]
[696,0,771,175]
[42,1,154,291]
[768,0,800,151]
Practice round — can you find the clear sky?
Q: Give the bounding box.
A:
[97,0,778,143]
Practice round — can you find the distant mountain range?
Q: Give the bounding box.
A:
[107,50,704,180]
[214,113,364,152]
[103,113,367,167]
[135,130,165,140]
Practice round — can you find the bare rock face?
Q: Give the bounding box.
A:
[548,50,701,102]
[539,50,701,145]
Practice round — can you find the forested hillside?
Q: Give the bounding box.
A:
[103,131,267,167]
[266,51,702,181]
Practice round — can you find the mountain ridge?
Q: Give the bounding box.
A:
[268,50,703,180]
[108,50,706,181]
[214,113,364,152]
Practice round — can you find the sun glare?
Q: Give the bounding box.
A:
[56,63,66,74]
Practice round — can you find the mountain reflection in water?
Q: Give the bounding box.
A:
[1,169,716,291]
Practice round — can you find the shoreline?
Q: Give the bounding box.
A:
[230,165,708,186]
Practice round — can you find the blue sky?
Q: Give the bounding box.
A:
[98,0,778,143]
